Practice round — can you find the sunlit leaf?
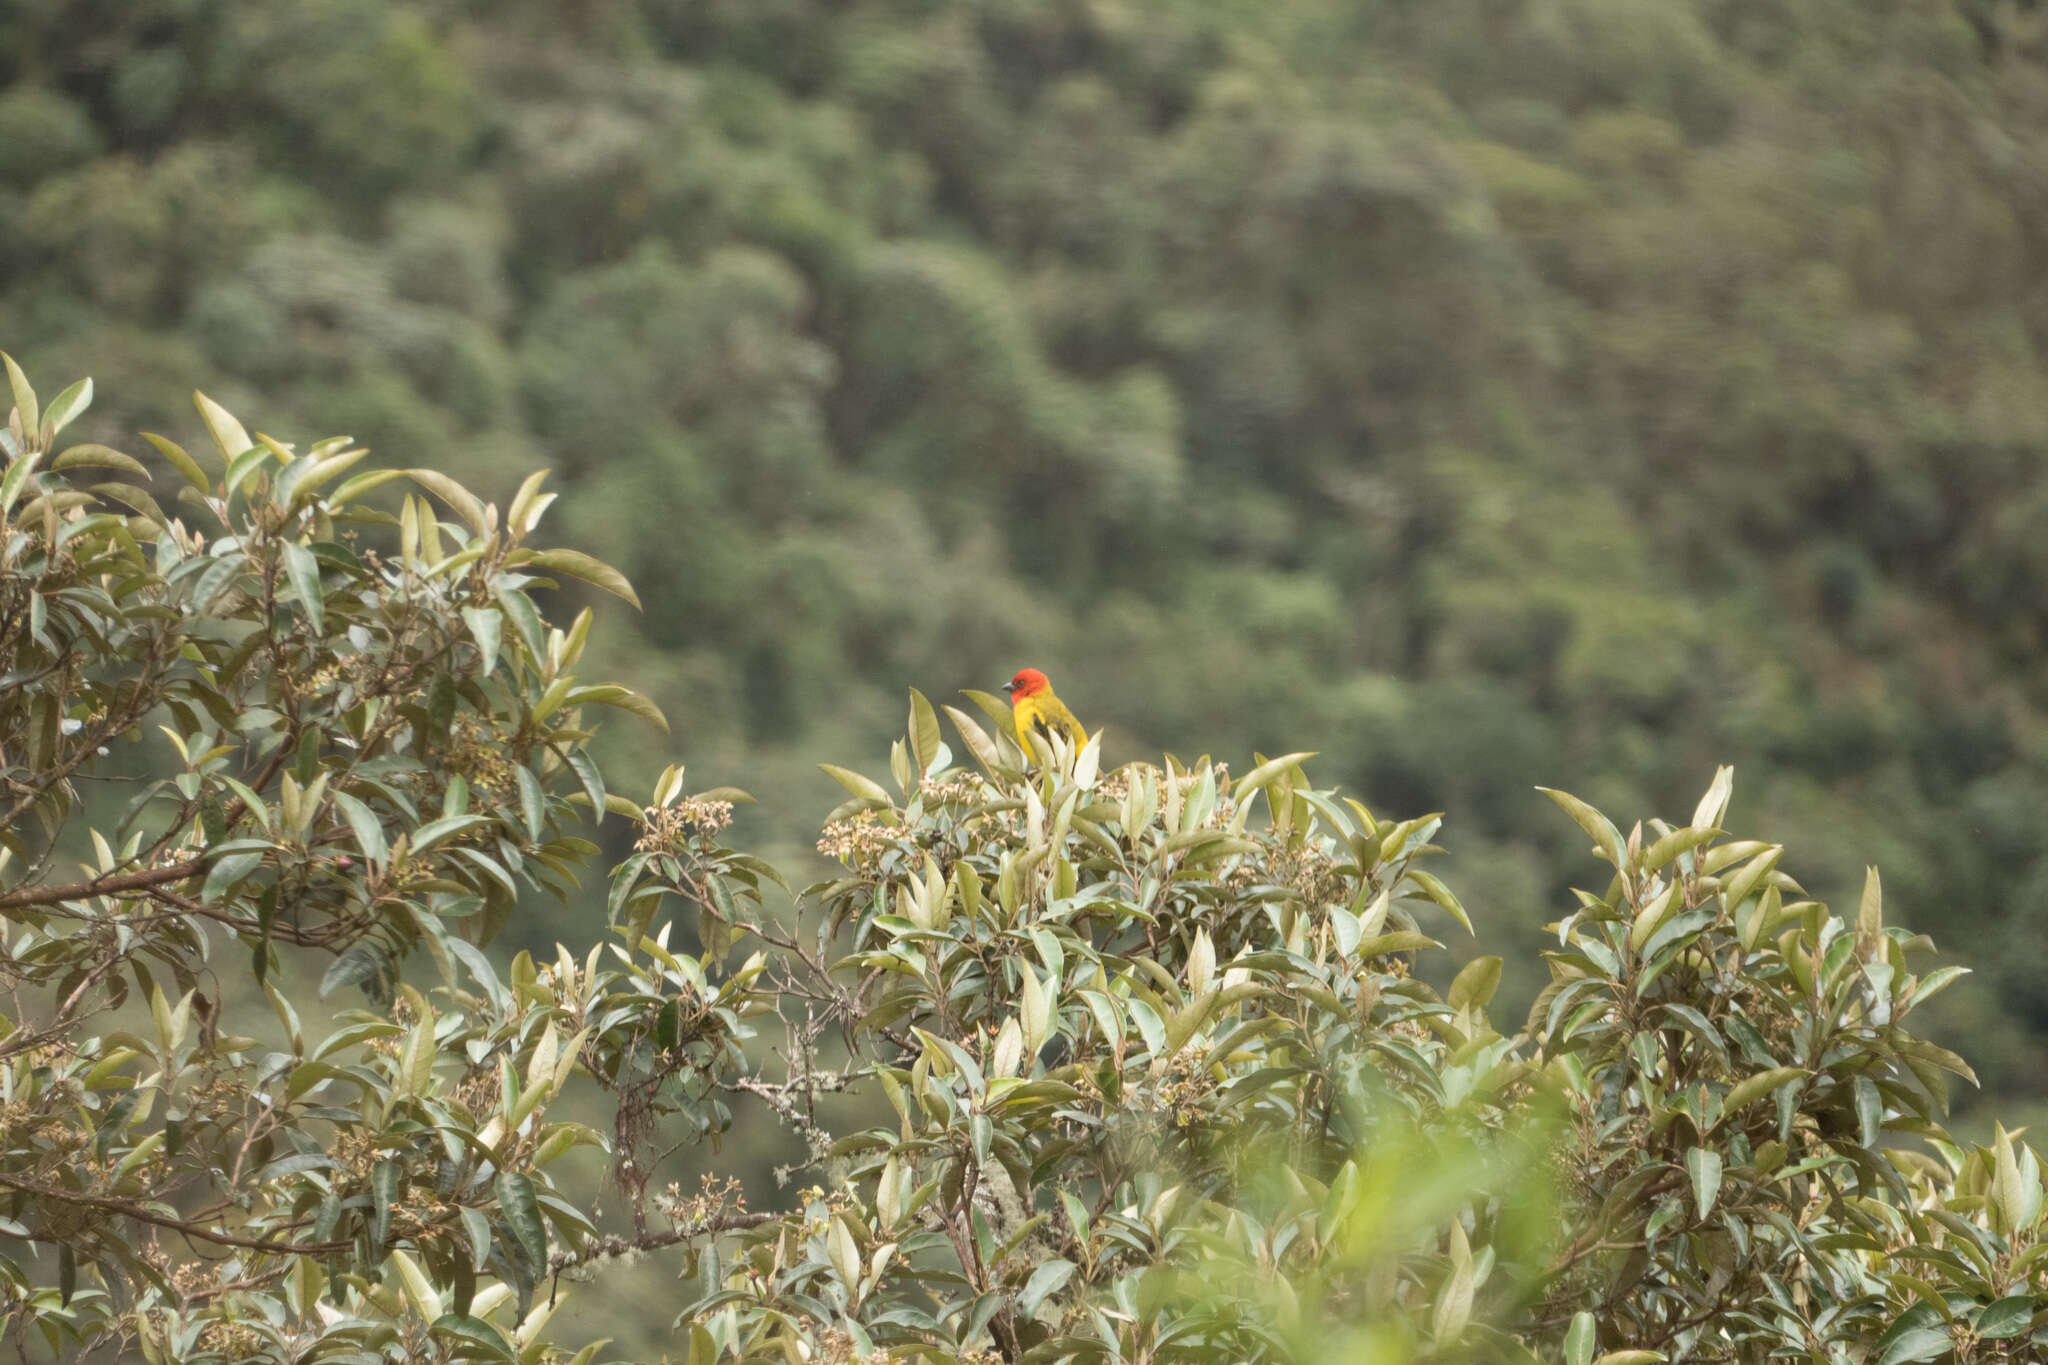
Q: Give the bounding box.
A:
[193,390,253,459]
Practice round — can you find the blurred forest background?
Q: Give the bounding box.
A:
[8,0,2048,1126]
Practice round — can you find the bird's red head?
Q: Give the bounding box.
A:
[1004,668,1051,703]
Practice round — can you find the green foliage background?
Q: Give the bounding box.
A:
[8,0,2048,1110]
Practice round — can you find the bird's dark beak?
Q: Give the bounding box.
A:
[1002,681,1015,693]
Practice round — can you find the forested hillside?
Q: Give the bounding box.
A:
[8,0,2048,1099]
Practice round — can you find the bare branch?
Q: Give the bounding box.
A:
[0,858,204,911]
[548,1210,778,1274]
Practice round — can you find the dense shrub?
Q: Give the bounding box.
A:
[2,361,2044,1360]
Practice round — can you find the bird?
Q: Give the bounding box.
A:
[1004,668,1088,760]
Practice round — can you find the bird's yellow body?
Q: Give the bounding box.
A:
[1005,668,1087,758]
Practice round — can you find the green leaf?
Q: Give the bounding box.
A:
[462,606,502,676]
[2,352,37,437]
[943,704,1004,774]
[567,749,606,819]
[414,813,492,853]
[1892,1035,1979,1088]
[194,390,253,459]
[1657,1004,1727,1068]
[1355,930,1441,958]
[53,443,149,480]
[293,724,321,783]
[334,791,389,866]
[1876,1323,1954,1365]
[371,1158,402,1257]
[1722,1066,1806,1116]
[142,432,213,493]
[819,764,892,806]
[908,688,941,776]
[1857,864,1883,949]
[1538,786,1626,868]
[1685,1146,1722,1219]
[505,467,552,534]
[564,684,669,733]
[1127,998,1167,1058]
[962,687,1017,734]
[1564,1311,1597,1365]
[0,449,41,515]
[1405,868,1473,934]
[1976,1295,2036,1339]
[1992,1124,2042,1236]
[1626,881,1682,954]
[1017,1259,1076,1319]
[224,442,272,499]
[429,1315,515,1362]
[1905,964,1970,1011]
[92,479,170,526]
[93,1092,144,1159]
[1230,751,1317,805]
[282,448,368,506]
[41,377,91,440]
[406,466,490,535]
[520,547,642,610]
[459,1205,494,1273]
[1718,846,1782,914]
[1447,956,1502,1011]
[1691,765,1734,830]
[282,541,324,635]
[514,765,545,840]
[1430,1220,1474,1342]
[826,1212,860,1287]
[1642,824,1719,873]
[496,1170,549,1270]
[321,942,388,999]
[330,468,408,505]
[493,583,545,661]
[1854,1075,1883,1149]
[201,849,266,903]
[447,939,510,1018]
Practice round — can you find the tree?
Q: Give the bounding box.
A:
[2,357,2043,1362]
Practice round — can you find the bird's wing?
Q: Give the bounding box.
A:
[1038,698,1087,747]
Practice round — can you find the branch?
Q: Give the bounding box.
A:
[1528,1170,1684,1310]
[0,858,203,911]
[0,637,171,833]
[0,1170,347,1256]
[719,1072,860,1146]
[140,884,334,948]
[548,1210,778,1274]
